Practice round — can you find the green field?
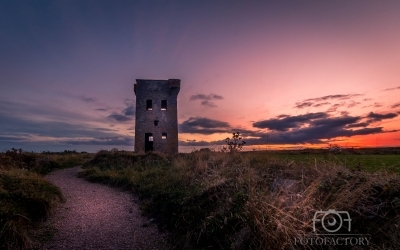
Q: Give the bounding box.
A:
[270,154,400,173]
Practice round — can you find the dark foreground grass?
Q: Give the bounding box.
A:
[0,149,93,249]
[80,149,400,249]
[0,169,64,249]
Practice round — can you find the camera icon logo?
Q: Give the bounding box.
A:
[313,209,352,233]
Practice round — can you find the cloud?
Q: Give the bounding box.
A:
[253,112,328,131]
[362,102,384,109]
[0,110,132,150]
[0,99,93,123]
[294,94,362,111]
[181,117,229,128]
[294,101,313,109]
[0,111,128,151]
[327,103,342,113]
[0,100,135,151]
[81,96,97,102]
[366,112,398,122]
[391,103,400,109]
[190,93,223,108]
[345,122,370,128]
[0,98,126,131]
[201,100,217,108]
[0,134,28,142]
[122,99,135,116]
[347,101,360,108]
[179,140,216,146]
[96,108,108,111]
[179,117,230,134]
[107,100,135,122]
[304,94,363,102]
[64,136,133,146]
[310,116,360,127]
[242,112,397,145]
[0,114,115,139]
[122,105,135,116]
[313,102,330,107]
[246,124,384,145]
[107,112,133,122]
[190,94,224,101]
[0,134,133,148]
[179,112,398,146]
[383,86,400,91]
[230,127,385,145]
[59,92,97,103]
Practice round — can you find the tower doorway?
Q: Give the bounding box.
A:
[145,133,153,152]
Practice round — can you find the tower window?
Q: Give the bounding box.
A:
[154,120,159,126]
[146,100,152,110]
[162,133,167,139]
[161,100,167,110]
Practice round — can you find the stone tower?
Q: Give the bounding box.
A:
[134,79,180,154]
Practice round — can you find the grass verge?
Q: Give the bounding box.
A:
[0,149,93,249]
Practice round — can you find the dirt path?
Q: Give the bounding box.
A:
[38,166,170,250]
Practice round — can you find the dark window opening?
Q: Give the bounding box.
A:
[162,133,167,139]
[161,100,167,110]
[145,133,154,152]
[146,100,152,110]
[154,120,159,126]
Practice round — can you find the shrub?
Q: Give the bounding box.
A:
[221,132,246,153]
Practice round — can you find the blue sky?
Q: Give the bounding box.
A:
[1,0,400,152]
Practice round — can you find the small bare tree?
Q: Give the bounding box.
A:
[221,132,246,152]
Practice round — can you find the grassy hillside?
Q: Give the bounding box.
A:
[0,149,93,249]
[80,149,400,249]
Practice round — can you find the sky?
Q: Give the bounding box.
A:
[1,0,400,153]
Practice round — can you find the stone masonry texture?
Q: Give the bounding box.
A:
[134,79,180,154]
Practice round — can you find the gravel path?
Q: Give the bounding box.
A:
[38,166,170,250]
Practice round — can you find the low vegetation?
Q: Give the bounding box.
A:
[3,145,398,249]
[80,148,400,249]
[0,149,93,249]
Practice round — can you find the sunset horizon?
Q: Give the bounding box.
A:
[1,1,400,153]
